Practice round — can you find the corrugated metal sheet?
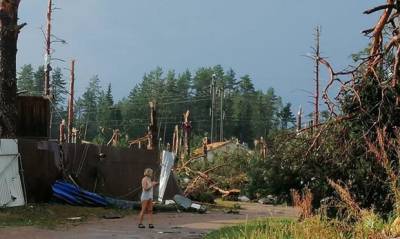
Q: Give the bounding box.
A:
[0,139,25,207]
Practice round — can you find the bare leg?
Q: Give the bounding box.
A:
[147,200,154,225]
[138,201,147,224]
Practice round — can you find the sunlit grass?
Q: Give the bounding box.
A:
[205,215,395,239]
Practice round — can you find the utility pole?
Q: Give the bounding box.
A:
[44,0,52,96]
[67,60,75,143]
[210,74,216,143]
[314,26,321,127]
[219,87,224,142]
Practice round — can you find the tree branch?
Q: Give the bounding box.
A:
[17,22,26,31]
[364,4,395,15]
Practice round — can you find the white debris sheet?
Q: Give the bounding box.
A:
[0,139,25,207]
[158,150,175,202]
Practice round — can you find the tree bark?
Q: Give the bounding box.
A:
[0,0,23,138]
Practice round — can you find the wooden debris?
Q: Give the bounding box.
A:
[128,135,149,149]
[182,164,240,198]
[59,119,66,143]
[128,101,158,150]
[107,129,121,147]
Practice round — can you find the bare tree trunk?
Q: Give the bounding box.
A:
[67,60,75,143]
[0,0,24,138]
[147,101,158,149]
[314,26,320,127]
[182,110,191,157]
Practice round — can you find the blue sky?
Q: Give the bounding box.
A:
[18,1,381,114]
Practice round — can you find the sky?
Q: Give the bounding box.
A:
[18,1,381,114]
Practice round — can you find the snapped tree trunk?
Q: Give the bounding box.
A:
[0,0,23,138]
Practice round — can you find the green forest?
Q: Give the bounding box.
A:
[17,64,296,146]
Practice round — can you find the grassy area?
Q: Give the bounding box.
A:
[0,204,135,229]
[205,216,394,239]
[205,218,297,239]
[214,198,242,210]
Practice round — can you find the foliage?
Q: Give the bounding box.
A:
[17,64,67,138]
[206,214,396,239]
[245,119,397,214]
[205,217,353,239]
[75,75,102,141]
[17,64,34,95]
[277,103,295,129]
[176,148,251,202]
[119,65,288,145]
[16,64,293,145]
[33,66,45,95]
[50,67,67,138]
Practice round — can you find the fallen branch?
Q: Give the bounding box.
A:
[183,164,240,198]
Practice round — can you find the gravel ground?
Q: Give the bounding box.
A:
[0,203,297,239]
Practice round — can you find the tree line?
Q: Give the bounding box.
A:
[17,64,295,146]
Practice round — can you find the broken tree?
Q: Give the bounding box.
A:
[0,0,25,138]
[128,101,158,149]
[182,110,191,157]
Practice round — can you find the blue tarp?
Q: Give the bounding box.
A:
[52,181,108,207]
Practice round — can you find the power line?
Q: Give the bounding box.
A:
[56,97,212,115]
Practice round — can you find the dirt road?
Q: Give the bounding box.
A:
[0,203,297,239]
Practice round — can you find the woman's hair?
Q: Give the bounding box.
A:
[144,168,153,177]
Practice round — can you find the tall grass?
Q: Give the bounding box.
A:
[205,217,354,239]
[290,188,313,220]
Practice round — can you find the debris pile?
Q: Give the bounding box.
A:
[175,141,250,203]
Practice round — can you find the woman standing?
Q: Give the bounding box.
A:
[138,168,158,229]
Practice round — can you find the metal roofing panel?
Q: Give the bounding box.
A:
[0,139,25,207]
[0,177,12,205]
[0,139,18,155]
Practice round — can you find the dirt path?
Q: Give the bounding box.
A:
[0,203,297,239]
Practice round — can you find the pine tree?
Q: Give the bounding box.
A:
[97,83,118,141]
[177,70,192,100]
[51,67,67,107]
[33,66,45,96]
[105,83,114,105]
[49,67,67,137]
[17,64,35,95]
[277,103,295,129]
[192,67,214,135]
[76,75,101,140]
[231,75,255,143]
